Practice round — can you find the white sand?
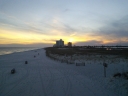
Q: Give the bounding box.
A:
[0,49,127,96]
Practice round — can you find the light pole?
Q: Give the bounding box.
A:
[103,63,108,77]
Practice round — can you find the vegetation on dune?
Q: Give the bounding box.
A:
[44,47,128,56]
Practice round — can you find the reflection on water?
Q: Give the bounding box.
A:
[0,47,41,55]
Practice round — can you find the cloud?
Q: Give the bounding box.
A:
[70,32,77,36]
[76,15,128,45]
[97,15,128,38]
[0,12,78,36]
[75,40,128,46]
[0,12,48,35]
[41,19,77,35]
[75,40,103,46]
[63,9,69,12]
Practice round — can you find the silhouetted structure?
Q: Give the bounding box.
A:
[68,42,72,47]
[55,39,64,47]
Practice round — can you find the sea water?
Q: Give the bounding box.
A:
[0,47,41,55]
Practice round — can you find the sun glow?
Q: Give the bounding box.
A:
[69,38,73,42]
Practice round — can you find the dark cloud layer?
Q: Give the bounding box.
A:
[98,16,128,38]
[75,40,103,46]
[75,40,128,46]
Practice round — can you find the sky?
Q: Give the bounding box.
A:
[0,0,128,47]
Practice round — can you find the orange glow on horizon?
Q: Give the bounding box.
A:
[0,28,127,46]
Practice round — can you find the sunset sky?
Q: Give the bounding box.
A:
[0,0,128,47]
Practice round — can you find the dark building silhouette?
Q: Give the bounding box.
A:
[68,42,72,47]
[55,39,64,47]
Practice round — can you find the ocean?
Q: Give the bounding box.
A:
[0,47,41,56]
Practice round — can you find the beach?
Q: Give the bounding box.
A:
[0,48,127,96]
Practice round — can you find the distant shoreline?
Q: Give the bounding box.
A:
[0,47,42,56]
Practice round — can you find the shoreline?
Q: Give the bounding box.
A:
[0,47,43,56]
